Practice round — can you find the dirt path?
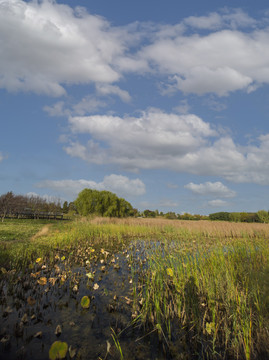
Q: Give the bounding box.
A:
[31,224,51,241]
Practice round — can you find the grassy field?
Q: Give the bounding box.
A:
[0,217,269,359]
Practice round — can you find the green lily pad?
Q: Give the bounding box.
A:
[49,341,68,360]
[81,295,90,309]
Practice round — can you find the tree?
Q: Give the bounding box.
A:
[0,192,15,222]
[62,201,69,214]
[74,189,133,218]
[143,209,156,218]
[257,210,269,223]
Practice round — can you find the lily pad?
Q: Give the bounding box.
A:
[37,277,47,285]
[86,272,94,280]
[49,341,68,360]
[81,296,90,309]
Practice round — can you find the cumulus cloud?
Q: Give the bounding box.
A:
[183,9,256,30]
[0,0,127,96]
[96,84,131,102]
[138,10,269,96]
[36,174,146,199]
[184,181,236,198]
[1,2,269,99]
[26,192,62,203]
[207,199,228,207]
[66,109,217,170]
[64,109,269,185]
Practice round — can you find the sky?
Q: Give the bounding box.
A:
[0,0,269,215]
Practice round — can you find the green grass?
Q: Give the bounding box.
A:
[133,236,269,359]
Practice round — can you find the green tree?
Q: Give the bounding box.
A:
[62,201,69,214]
[257,210,269,223]
[74,189,133,218]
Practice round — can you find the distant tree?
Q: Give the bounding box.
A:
[164,212,177,219]
[143,209,156,218]
[209,212,230,221]
[257,210,269,223]
[62,201,69,214]
[0,192,15,222]
[229,212,241,222]
[74,189,133,218]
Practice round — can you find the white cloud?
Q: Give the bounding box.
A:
[1,3,268,99]
[0,152,3,162]
[183,9,256,30]
[96,84,131,102]
[66,109,217,170]
[139,12,269,96]
[36,174,146,199]
[26,192,62,204]
[0,0,127,96]
[43,101,70,117]
[184,181,236,198]
[64,109,269,185]
[207,199,227,207]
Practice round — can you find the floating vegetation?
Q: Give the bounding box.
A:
[49,341,68,360]
[80,296,91,309]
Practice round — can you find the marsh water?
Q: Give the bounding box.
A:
[0,240,171,360]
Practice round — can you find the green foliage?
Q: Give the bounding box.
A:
[209,211,265,223]
[143,209,156,218]
[257,210,269,223]
[74,189,133,218]
[209,211,231,221]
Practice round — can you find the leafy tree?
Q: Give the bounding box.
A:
[74,189,133,218]
[62,201,69,214]
[209,212,230,221]
[257,210,269,223]
[143,209,156,218]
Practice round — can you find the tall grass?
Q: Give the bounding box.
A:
[133,235,269,359]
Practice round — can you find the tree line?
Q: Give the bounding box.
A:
[0,191,62,222]
[208,211,269,223]
[0,189,268,223]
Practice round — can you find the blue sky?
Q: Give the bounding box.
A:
[1,0,269,215]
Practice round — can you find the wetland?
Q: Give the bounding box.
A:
[0,217,269,360]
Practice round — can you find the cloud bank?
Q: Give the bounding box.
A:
[36,174,146,199]
[184,182,236,198]
[65,110,269,185]
[1,2,269,98]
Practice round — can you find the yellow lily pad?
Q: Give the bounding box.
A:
[81,296,90,309]
[49,341,68,360]
[37,277,47,285]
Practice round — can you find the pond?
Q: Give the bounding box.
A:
[0,240,170,360]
